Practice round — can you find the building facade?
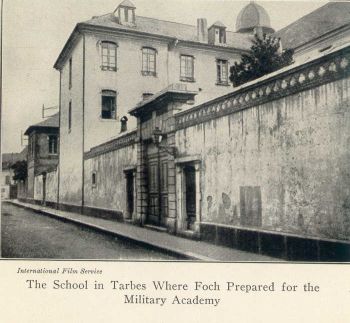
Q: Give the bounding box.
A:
[49,1,350,260]
[54,0,263,210]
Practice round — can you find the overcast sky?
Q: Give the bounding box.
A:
[2,0,326,153]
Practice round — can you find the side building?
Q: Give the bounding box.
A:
[24,113,59,205]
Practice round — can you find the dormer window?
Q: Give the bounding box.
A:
[114,0,136,26]
[218,28,226,44]
[208,21,226,45]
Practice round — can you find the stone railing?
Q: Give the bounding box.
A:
[84,130,137,160]
[175,46,350,130]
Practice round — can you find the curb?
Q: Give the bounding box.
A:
[5,201,213,261]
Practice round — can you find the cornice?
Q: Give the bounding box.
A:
[54,22,249,70]
[175,46,350,130]
[84,130,137,160]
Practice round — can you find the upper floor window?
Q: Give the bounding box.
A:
[180,55,195,82]
[48,135,58,155]
[101,42,117,71]
[216,59,228,85]
[142,47,156,76]
[101,90,117,119]
[218,28,226,44]
[30,136,35,158]
[68,101,72,131]
[69,58,72,89]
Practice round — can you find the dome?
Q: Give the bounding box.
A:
[236,2,274,33]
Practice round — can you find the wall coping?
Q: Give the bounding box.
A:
[175,44,350,130]
[84,130,137,160]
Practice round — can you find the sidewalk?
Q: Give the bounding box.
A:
[6,200,280,262]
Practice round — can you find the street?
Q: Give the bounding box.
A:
[1,203,178,260]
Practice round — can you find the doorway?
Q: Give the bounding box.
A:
[184,165,196,230]
[125,171,135,219]
[147,145,168,227]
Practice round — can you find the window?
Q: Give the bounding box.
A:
[48,135,58,154]
[68,101,72,131]
[216,59,228,85]
[5,176,10,185]
[142,47,156,76]
[69,58,72,89]
[101,42,117,71]
[101,90,117,119]
[219,29,226,44]
[30,136,35,158]
[92,172,96,187]
[180,55,194,82]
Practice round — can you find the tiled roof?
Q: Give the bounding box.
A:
[275,2,350,50]
[82,14,253,50]
[24,113,59,135]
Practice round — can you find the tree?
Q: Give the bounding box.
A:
[11,160,27,182]
[229,33,294,87]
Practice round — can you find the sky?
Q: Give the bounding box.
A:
[1,0,327,153]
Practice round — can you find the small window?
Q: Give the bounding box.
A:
[180,55,195,82]
[69,58,72,89]
[48,135,58,154]
[101,90,117,119]
[219,29,226,44]
[30,136,35,158]
[68,101,72,131]
[5,176,10,185]
[101,42,117,71]
[142,47,156,76]
[92,172,97,187]
[216,59,228,85]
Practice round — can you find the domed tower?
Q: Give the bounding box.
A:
[236,1,274,34]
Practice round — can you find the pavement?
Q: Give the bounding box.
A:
[5,200,280,262]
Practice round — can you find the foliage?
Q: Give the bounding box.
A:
[229,33,294,87]
[11,160,27,182]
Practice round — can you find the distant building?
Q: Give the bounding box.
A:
[24,113,59,203]
[1,151,26,200]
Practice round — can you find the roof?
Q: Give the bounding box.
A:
[54,9,255,70]
[82,14,252,50]
[210,21,226,28]
[129,83,197,116]
[275,2,350,50]
[24,113,59,135]
[236,2,273,33]
[116,0,136,9]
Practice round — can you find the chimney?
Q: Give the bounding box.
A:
[120,116,128,133]
[197,18,208,43]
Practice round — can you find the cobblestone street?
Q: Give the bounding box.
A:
[1,203,178,260]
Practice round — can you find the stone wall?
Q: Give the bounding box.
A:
[175,46,350,242]
[83,131,137,219]
[34,168,58,204]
